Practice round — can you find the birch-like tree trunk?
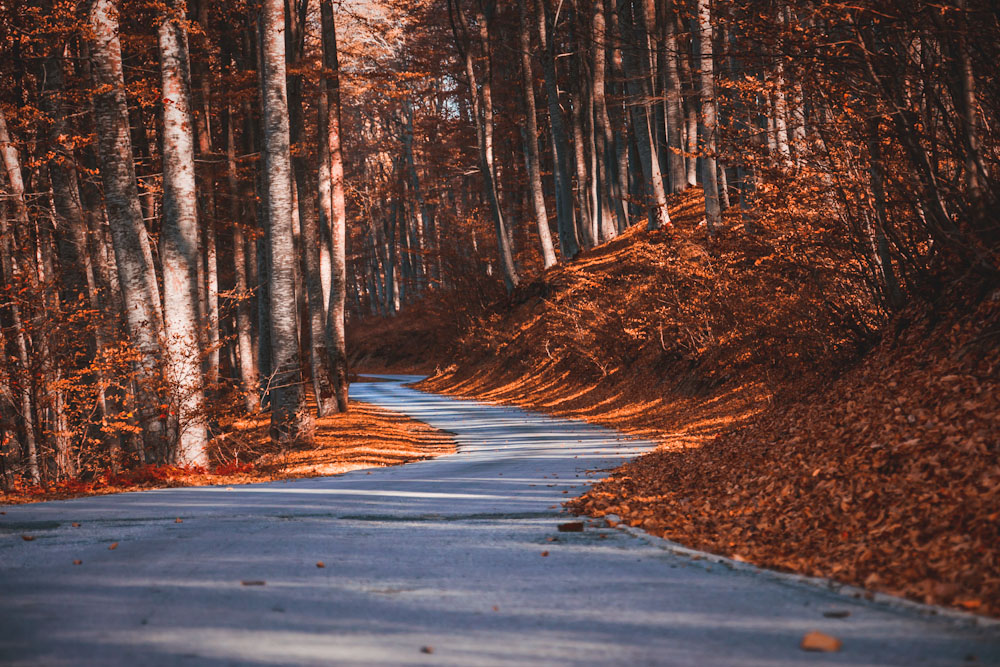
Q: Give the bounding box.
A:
[260,0,311,443]
[535,0,580,259]
[89,0,167,459]
[591,0,619,241]
[0,110,41,483]
[772,59,792,165]
[320,0,349,411]
[663,5,687,193]
[517,0,558,268]
[696,0,722,234]
[157,0,209,465]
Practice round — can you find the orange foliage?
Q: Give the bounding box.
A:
[0,400,455,504]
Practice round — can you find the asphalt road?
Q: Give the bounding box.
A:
[1,375,997,665]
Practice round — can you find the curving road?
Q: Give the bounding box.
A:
[1,375,998,665]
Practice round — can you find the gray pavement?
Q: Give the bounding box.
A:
[1,375,997,665]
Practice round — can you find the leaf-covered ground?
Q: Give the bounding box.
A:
[567,295,1000,617]
[0,401,455,504]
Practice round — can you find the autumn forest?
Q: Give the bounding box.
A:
[1,0,999,633]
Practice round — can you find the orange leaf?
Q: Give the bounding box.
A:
[800,631,842,652]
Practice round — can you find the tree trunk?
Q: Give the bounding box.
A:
[226,105,260,412]
[696,0,722,235]
[623,2,670,230]
[259,0,311,443]
[319,0,348,411]
[89,0,168,459]
[568,2,596,248]
[606,0,630,231]
[955,0,985,203]
[535,0,580,259]
[40,54,112,429]
[663,5,686,193]
[0,111,41,483]
[517,0,558,268]
[451,0,520,292]
[401,102,430,291]
[591,0,619,241]
[157,0,209,465]
[772,59,792,165]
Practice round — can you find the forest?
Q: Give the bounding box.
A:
[0,0,998,619]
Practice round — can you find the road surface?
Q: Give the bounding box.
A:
[1,375,997,665]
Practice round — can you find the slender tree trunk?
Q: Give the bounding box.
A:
[474,1,519,291]
[623,2,670,230]
[191,2,220,385]
[591,0,619,241]
[568,1,595,248]
[226,106,260,411]
[696,0,722,234]
[606,0,630,230]
[401,102,430,291]
[772,59,792,165]
[451,0,519,292]
[40,54,111,427]
[955,0,985,203]
[259,0,311,443]
[676,30,699,187]
[867,118,903,311]
[320,0,349,411]
[517,0,558,268]
[89,0,168,459]
[0,112,41,484]
[285,2,338,418]
[295,166,339,416]
[157,0,209,466]
[663,5,686,193]
[535,0,580,259]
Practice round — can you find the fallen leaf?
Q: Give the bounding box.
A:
[174,518,183,523]
[800,631,842,652]
[822,610,850,618]
[492,605,499,611]
[541,550,549,557]
[71,522,81,528]
[558,521,584,532]
[73,559,82,565]
[420,646,434,654]
[21,535,34,541]
[316,561,326,568]
[241,580,266,586]
[955,598,981,611]
[108,542,118,550]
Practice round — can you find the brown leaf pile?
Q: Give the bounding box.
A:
[569,292,1000,617]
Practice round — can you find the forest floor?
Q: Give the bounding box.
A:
[350,189,1000,619]
[0,399,455,505]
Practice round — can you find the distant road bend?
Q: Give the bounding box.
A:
[1,375,997,665]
